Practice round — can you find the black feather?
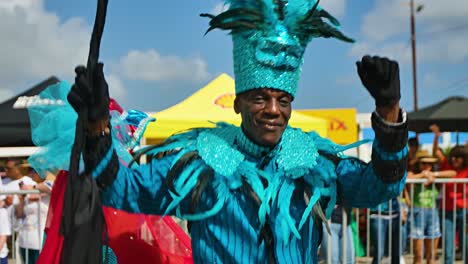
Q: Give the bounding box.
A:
[190,167,214,213]
[210,8,262,25]
[165,152,200,196]
[274,0,287,20]
[302,0,320,22]
[200,13,216,19]
[315,9,340,26]
[307,22,354,43]
[204,20,258,35]
[129,139,178,166]
[201,8,262,35]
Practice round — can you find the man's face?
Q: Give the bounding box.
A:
[234,88,292,147]
[5,161,21,179]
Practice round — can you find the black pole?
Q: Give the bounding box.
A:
[61,1,109,263]
[410,0,418,112]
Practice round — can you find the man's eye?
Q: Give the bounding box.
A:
[252,96,265,103]
[279,99,290,106]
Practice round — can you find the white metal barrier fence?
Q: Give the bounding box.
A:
[3,179,468,264]
[322,178,468,264]
[0,189,45,264]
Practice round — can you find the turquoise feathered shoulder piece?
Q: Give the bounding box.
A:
[141,123,361,244]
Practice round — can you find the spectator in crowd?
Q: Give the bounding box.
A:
[408,137,420,172]
[2,159,36,260]
[2,159,36,213]
[0,167,5,182]
[431,125,468,263]
[407,150,456,264]
[14,169,50,264]
[369,197,403,264]
[0,207,10,264]
[320,205,354,264]
[0,174,11,264]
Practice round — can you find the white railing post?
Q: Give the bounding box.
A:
[453,184,457,261]
[464,183,466,264]
[442,183,446,262]
[342,207,347,264]
[327,220,332,264]
[366,209,370,263]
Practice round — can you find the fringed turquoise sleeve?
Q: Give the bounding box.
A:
[333,112,408,208]
[336,157,407,208]
[100,153,175,215]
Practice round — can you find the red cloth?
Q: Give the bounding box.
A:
[440,158,468,211]
[37,170,67,264]
[37,171,193,264]
[104,207,192,264]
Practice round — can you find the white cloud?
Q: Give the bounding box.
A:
[0,0,90,96]
[350,0,468,64]
[118,49,210,82]
[106,74,126,102]
[211,2,229,15]
[320,0,347,18]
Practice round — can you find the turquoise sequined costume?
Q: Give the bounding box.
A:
[92,115,408,263]
[82,0,409,263]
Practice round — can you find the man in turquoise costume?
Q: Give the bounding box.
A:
[67,0,408,263]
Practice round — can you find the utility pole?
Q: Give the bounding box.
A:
[410,0,418,111]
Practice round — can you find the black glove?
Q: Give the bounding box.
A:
[67,63,110,122]
[356,55,400,107]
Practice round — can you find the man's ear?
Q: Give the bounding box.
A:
[234,96,241,114]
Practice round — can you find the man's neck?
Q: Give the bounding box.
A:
[237,126,274,158]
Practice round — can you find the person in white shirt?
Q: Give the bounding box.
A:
[0,176,12,264]
[3,159,45,264]
[14,168,49,264]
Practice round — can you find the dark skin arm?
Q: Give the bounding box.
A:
[88,117,110,136]
[376,102,400,123]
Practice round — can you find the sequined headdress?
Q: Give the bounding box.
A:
[202,0,353,97]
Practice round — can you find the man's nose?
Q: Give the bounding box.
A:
[264,100,280,116]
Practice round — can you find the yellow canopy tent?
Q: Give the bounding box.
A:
[144,74,328,144]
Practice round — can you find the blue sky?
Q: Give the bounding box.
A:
[0,0,467,115]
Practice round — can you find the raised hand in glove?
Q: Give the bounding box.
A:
[356,55,400,108]
[67,63,110,123]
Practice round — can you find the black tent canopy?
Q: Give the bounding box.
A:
[408,96,468,133]
[0,77,60,147]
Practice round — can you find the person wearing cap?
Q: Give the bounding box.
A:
[66,1,408,263]
[407,150,455,264]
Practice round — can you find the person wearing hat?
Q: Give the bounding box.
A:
[65,1,409,263]
[431,124,468,263]
[407,150,455,264]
